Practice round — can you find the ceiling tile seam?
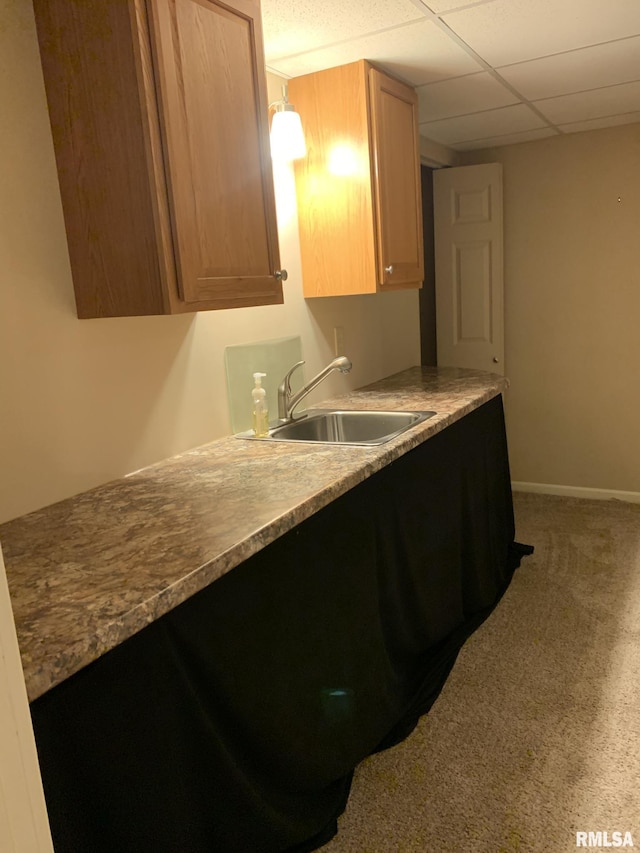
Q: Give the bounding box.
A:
[557,108,640,128]
[438,127,561,147]
[419,99,561,133]
[406,0,448,20]
[494,32,640,72]
[408,0,496,20]
[418,117,553,135]
[415,69,503,92]
[424,109,640,146]
[418,104,564,137]
[434,0,499,12]
[265,64,293,78]
[531,77,640,105]
[263,17,427,64]
[446,127,561,148]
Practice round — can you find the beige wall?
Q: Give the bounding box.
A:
[461,124,640,494]
[0,0,420,523]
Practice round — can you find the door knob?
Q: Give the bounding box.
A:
[274,269,288,281]
[493,357,500,363]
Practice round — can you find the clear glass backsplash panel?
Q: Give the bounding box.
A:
[225,336,304,433]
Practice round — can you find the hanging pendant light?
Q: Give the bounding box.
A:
[269,85,306,161]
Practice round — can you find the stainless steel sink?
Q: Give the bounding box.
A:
[238,409,436,446]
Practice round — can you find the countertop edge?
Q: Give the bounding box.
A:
[3,368,507,701]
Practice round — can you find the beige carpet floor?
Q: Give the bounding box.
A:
[320,491,640,853]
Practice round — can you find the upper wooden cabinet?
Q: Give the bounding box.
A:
[33,0,284,318]
[289,60,424,298]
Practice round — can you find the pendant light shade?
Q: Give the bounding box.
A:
[269,88,306,161]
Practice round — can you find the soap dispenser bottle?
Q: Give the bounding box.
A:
[252,372,269,437]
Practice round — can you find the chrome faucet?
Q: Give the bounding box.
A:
[277,356,352,423]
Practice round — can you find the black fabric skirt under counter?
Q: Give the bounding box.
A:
[31,395,532,853]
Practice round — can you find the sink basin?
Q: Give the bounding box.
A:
[239,409,436,446]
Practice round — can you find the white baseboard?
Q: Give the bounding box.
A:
[511,481,640,504]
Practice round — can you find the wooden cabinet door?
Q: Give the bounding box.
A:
[148,0,283,308]
[368,68,424,290]
[290,62,378,298]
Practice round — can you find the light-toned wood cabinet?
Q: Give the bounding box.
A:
[289,60,424,298]
[33,0,284,318]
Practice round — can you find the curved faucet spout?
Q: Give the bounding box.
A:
[278,356,352,423]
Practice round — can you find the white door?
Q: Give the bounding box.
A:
[0,543,54,853]
[434,163,504,374]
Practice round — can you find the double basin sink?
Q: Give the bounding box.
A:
[239,409,436,447]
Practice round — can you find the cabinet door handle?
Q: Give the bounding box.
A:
[384,265,394,275]
[274,269,288,281]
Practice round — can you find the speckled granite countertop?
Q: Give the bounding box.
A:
[1,367,507,702]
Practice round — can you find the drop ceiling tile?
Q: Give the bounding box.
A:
[440,0,640,67]
[559,113,640,134]
[417,71,518,122]
[419,103,547,144]
[498,36,640,100]
[451,127,559,151]
[534,80,640,125]
[262,0,422,62]
[269,19,483,83]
